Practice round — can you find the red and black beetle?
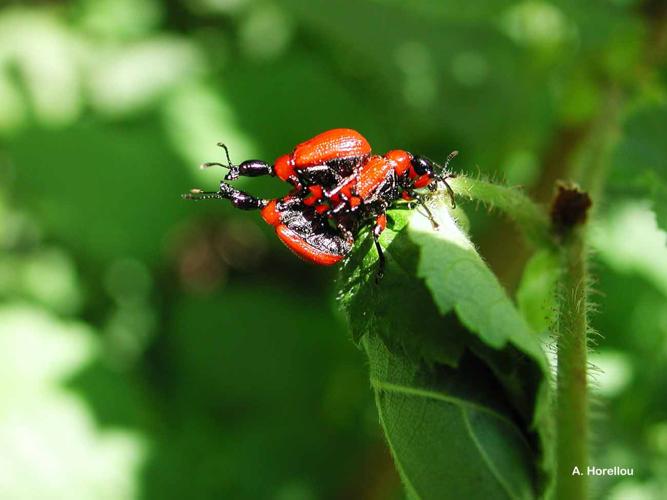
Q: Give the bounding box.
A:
[183,129,457,278]
[203,128,371,191]
[183,185,353,266]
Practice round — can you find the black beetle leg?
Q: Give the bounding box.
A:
[372,215,387,283]
[414,193,439,230]
[372,234,385,282]
[441,176,456,209]
[336,223,355,246]
[324,171,358,198]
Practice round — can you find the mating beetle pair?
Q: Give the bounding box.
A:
[183,129,457,278]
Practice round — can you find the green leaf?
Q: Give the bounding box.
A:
[337,209,465,367]
[516,249,560,334]
[409,208,547,361]
[410,204,553,485]
[609,103,667,233]
[338,202,553,499]
[366,333,537,500]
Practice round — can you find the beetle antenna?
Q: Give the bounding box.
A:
[437,150,458,209]
[181,188,222,201]
[217,143,234,167]
[443,150,458,170]
[201,162,230,169]
[200,143,235,169]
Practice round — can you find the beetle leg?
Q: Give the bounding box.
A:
[182,181,268,210]
[336,223,355,246]
[372,213,387,282]
[414,193,440,230]
[324,171,358,198]
[440,175,456,209]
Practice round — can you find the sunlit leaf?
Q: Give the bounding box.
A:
[338,203,552,499]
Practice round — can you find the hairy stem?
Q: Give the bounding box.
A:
[555,230,589,499]
[447,176,552,247]
[552,86,620,499]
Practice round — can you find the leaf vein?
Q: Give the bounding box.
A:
[374,391,424,500]
[461,406,520,500]
[370,378,516,428]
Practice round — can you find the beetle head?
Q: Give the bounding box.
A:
[411,151,458,208]
[410,155,435,178]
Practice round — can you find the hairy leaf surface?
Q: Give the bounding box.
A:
[338,203,552,499]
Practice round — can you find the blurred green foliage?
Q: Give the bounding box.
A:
[0,0,666,499]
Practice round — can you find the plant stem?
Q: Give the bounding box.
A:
[552,7,667,496]
[555,229,589,499]
[447,176,552,247]
[550,83,622,499]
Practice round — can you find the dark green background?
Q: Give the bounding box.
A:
[0,1,665,498]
